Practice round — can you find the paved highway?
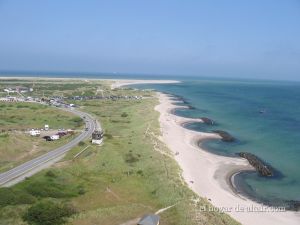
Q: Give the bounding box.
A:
[0,107,98,186]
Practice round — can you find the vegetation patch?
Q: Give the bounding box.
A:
[0,188,36,207]
[124,152,140,164]
[23,200,76,225]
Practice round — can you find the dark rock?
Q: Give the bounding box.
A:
[201,117,214,125]
[287,200,300,211]
[213,130,235,142]
[239,152,273,177]
[187,105,196,110]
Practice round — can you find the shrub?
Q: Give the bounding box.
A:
[0,188,35,207]
[78,187,86,195]
[0,133,9,138]
[23,200,76,225]
[136,170,144,176]
[70,117,82,123]
[78,141,85,146]
[104,133,113,139]
[70,117,83,127]
[24,180,77,198]
[45,170,56,178]
[125,153,139,164]
[121,112,128,117]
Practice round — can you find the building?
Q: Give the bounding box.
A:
[16,86,30,93]
[137,214,160,225]
[92,130,103,145]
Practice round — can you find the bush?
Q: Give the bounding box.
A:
[23,200,76,225]
[78,187,86,195]
[78,141,85,146]
[136,170,144,176]
[0,133,9,138]
[0,188,35,207]
[45,170,56,178]
[104,133,113,139]
[24,180,78,198]
[70,117,82,123]
[125,153,139,164]
[121,112,128,117]
[70,117,83,127]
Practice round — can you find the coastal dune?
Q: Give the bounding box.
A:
[155,92,300,225]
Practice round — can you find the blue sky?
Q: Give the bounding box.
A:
[0,0,299,80]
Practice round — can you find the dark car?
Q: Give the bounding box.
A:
[43,136,52,141]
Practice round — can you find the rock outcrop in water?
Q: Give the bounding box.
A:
[239,152,273,177]
[201,117,214,125]
[213,130,235,142]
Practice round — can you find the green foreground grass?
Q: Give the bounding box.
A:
[0,80,240,225]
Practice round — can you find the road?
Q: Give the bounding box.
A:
[0,107,99,187]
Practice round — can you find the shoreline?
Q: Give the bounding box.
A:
[155,92,300,225]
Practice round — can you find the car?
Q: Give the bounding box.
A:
[43,136,52,141]
[85,128,89,131]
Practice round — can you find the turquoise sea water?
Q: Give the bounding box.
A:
[131,79,300,208]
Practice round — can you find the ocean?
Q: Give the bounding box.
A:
[131,79,300,208]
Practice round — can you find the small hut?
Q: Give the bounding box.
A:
[137,214,160,225]
[92,130,103,145]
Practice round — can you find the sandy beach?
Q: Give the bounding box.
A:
[155,92,300,225]
[110,79,180,89]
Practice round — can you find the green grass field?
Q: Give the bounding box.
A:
[0,102,83,131]
[0,80,239,225]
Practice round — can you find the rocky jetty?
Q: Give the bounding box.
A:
[213,130,235,142]
[239,152,273,177]
[201,117,214,125]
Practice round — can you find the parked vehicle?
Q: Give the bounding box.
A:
[50,135,60,140]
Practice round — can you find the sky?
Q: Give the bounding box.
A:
[0,0,299,80]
